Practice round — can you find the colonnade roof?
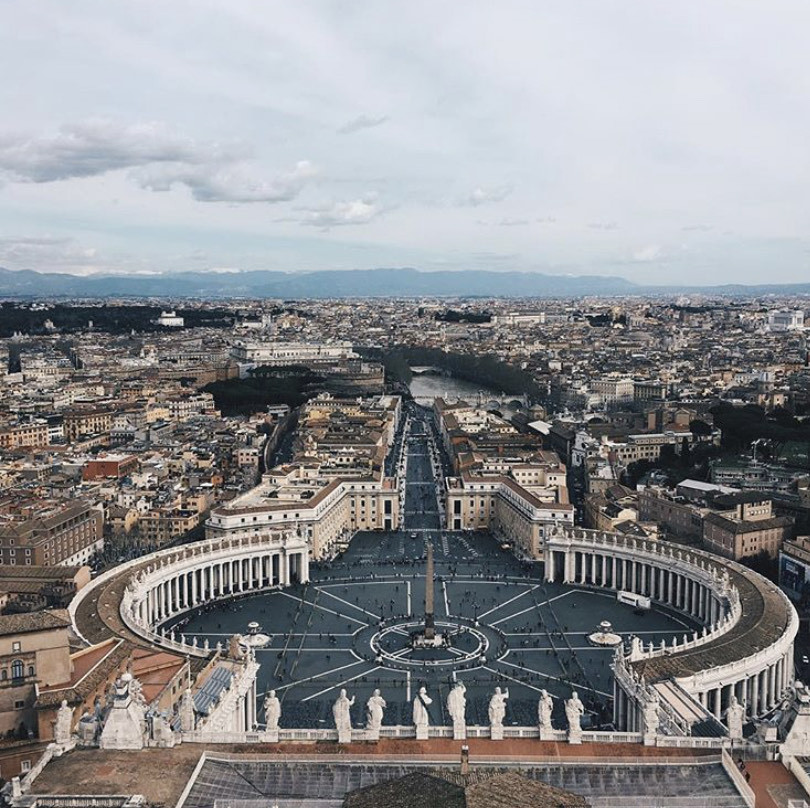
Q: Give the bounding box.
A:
[631,562,792,682]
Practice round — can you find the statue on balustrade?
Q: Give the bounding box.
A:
[179,688,195,733]
[332,689,355,743]
[264,690,281,733]
[365,689,386,739]
[488,686,509,739]
[228,634,246,660]
[565,691,585,744]
[54,700,73,745]
[447,681,467,739]
[413,686,433,739]
[538,689,554,738]
[727,693,745,740]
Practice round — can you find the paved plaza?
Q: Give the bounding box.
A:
[173,527,697,729]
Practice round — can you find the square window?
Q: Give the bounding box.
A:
[21,761,31,773]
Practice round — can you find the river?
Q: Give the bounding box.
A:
[408,371,499,401]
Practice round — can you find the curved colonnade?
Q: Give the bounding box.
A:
[70,530,309,659]
[68,523,798,744]
[545,528,798,732]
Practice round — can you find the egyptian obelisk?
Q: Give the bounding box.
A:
[424,541,436,640]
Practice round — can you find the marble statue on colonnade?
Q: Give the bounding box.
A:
[727,694,745,741]
[228,634,246,660]
[413,686,433,740]
[538,689,554,740]
[333,689,355,744]
[264,690,281,741]
[488,686,509,740]
[365,689,386,740]
[179,689,195,733]
[566,691,585,745]
[447,681,467,740]
[54,699,73,746]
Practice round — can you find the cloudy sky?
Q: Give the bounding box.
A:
[1,1,809,284]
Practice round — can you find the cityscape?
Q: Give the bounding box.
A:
[3,3,810,808]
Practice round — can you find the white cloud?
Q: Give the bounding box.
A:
[338,115,389,135]
[463,185,513,207]
[632,244,663,262]
[0,120,234,183]
[300,194,384,228]
[0,120,317,204]
[134,159,317,203]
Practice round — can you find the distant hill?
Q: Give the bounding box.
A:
[0,266,809,298]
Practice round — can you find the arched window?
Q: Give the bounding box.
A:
[1,670,6,681]
[27,666,34,677]
[11,660,24,680]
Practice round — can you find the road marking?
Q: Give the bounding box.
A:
[478,584,543,619]
[490,591,573,627]
[496,659,613,699]
[277,590,368,626]
[274,659,366,692]
[313,586,382,621]
[302,665,383,702]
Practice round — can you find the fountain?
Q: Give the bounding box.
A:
[240,620,271,649]
[588,620,622,648]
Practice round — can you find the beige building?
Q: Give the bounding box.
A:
[63,408,113,442]
[703,494,793,560]
[207,463,400,560]
[0,610,72,737]
[0,422,50,450]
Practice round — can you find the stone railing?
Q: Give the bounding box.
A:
[720,748,756,808]
[181,725,646,745]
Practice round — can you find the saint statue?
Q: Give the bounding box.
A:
[538,689,554,734]
[488,686,509,729]
[179,688,195,733]
[54,699,73,745]
[365,689,386,734]
[727,693,745,740]
[447,681,467,735]
[332,689,355,738]
[228,634,245,660]
[264,690,281,732]
[413,686,433,731]
[565,691,585,743]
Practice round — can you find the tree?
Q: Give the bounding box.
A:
[689,419,712,439]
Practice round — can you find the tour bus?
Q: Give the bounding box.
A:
[617,591,651,612]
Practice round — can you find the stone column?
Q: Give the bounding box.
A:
[752,672,760,717]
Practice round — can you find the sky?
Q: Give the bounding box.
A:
[1,1,809,284]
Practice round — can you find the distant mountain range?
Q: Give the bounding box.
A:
[1,266,809,298]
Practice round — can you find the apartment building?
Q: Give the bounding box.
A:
[0,498,103,566]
